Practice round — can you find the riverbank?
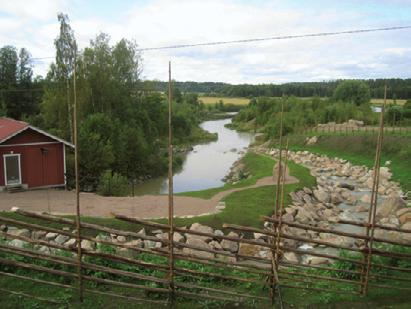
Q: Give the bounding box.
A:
[134,117,255,195]
[285,135,411,192]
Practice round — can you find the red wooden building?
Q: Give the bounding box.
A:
[0,117,74,191]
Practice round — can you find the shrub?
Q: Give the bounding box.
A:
[97,170,129,197]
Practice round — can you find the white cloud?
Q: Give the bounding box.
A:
[0,0,68,21]
[1,0,410,83]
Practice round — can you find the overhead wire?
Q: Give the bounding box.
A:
[30,25,411,57]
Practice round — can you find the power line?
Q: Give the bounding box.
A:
[135,25,411,51]
[30,25,411,59]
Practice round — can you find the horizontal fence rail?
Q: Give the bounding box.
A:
[0,208,410,306]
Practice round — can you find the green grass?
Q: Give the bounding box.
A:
[167,160,315,229]
[178,152,277,199]
[288,135,411,192]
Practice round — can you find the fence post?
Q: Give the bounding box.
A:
[360,86,386,295]
[167,61,175,304]
[73,50,84,303]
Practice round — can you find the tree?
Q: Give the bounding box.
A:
[78,113,115,189]
[333,80,371,105]
[0,46,18,117]
[0,46,37,119]
[403,100,411,119]
[55,13,77,141]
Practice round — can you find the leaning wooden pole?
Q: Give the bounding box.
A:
[72,50,84,302]
[167,61,175,303]
[269,100,285,307]
[275,138,289,265]
[361,85,386,295]
[274,100,285,217]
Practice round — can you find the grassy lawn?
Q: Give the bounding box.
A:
[178,152,277,199]
[288,135,411,192]
[199,96,250,105]
[168,160,315,229]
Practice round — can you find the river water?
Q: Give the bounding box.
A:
[134,118,255,195]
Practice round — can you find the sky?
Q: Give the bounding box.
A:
[0,0,411,84]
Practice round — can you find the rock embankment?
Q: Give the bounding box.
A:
[2,149,410,267]
[223,158,251,184]
[317,119,364,129]
[258,147,411,264]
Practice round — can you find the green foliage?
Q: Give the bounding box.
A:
[233,96,376,137]
[333,80,371,105]
[97,170,129,196]
[0,45,39,119]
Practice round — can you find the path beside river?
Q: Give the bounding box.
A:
[0,171,298,219]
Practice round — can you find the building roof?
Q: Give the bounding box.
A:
[0,117,74,148]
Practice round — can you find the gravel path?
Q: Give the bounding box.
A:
[0,173,298,219]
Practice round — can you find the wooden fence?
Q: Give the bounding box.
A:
[0,207,410,307]
[299,125,411,136]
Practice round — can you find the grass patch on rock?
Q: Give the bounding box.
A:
[288,135,411,191]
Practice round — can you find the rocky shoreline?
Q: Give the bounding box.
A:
[2,148,410,267]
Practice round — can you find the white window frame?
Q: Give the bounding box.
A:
[3,153,22,186]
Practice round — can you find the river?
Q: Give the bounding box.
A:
[134,118,255,195]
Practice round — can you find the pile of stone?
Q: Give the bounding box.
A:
[223,158,251,184]
[263,149,411,252]
[2,148,410,268]
[0,222,279,266]
[317,119,364,129]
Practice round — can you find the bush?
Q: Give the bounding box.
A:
[97,170,129,196]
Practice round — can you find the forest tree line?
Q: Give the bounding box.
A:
[153,79,411,99]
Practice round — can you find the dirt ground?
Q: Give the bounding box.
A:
[0,174,298,219]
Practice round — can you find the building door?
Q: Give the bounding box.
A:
[3,154,21,186]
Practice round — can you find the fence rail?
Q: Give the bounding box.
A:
[1,207,410,306]
[298,125,411,136]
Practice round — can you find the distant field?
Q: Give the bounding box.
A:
[198,96,407,106]
[370,98,407,105]
[199,96,250,105]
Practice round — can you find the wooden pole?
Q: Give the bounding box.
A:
[73,50,84,302]
[361,85,386,295]
[269,99,284,307]
[167,61,175,303]
[274,100,284,217]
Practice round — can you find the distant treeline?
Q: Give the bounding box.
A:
[151,79,411,99]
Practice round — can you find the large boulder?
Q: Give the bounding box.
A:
[8,228,31,238]
[313,189,330,203]
[396,208,411,225]
[307,257,330,265]
[187,223,213,242]
[81,240,96,251]
[295,207,315,224]
[221,232,239,253]
[376,197,406,219]
[238,243,265,257]
[306,136,318,146]
[45,232,58,241]
[9,239,26,248]
[54,234,70,245]
[183,238,214,259]
[283,252,299,264]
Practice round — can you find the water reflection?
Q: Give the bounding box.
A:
[134,118,255,195]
